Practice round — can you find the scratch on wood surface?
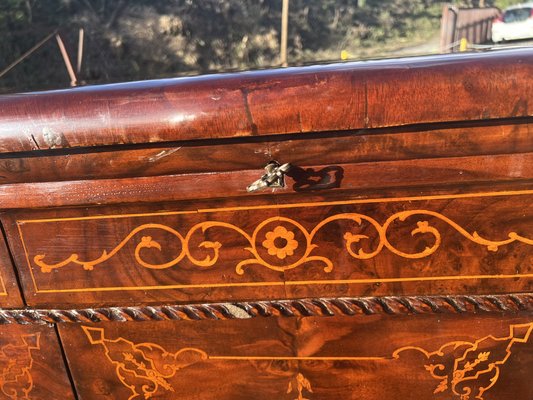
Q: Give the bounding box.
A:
[29,134,40,150]
[148,148,181,163]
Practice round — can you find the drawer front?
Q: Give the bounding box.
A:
[6,188,533,307]
[58,313,533,400]
[0,324,75,399]
[0,122,529,186]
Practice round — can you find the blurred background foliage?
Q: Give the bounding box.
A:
[0,0,525,93]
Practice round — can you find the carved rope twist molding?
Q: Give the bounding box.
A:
[0,293,531,325]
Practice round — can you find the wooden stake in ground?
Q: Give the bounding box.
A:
[77,28,84,75]
[0,30,57,79]
[55,34,77,86]
[280,0,289,67]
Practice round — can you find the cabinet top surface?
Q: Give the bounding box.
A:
[0,48,531,154]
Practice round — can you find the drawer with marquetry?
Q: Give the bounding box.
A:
[56,312,533,400]
[3,184,532,307]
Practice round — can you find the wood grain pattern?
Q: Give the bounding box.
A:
[0,49,531,153]
[5,190,531,307]
[58,313,533,400]
[0,324,74,399]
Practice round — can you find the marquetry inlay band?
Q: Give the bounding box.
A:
[32,210,533,275]
[16,190,533,296]
[0,293,531,325]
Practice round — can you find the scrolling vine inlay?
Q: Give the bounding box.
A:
[82,326,207,400]
[82,322,532,400]
[34,210,532,275]
[393,322,533,400]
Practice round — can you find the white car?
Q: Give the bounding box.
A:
[492,3,533,43]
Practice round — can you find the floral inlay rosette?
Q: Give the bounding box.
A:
[262,225,299,260]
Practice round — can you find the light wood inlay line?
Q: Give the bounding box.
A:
[29,273,533,294]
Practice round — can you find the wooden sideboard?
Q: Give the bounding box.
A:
[0,48,531,399]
